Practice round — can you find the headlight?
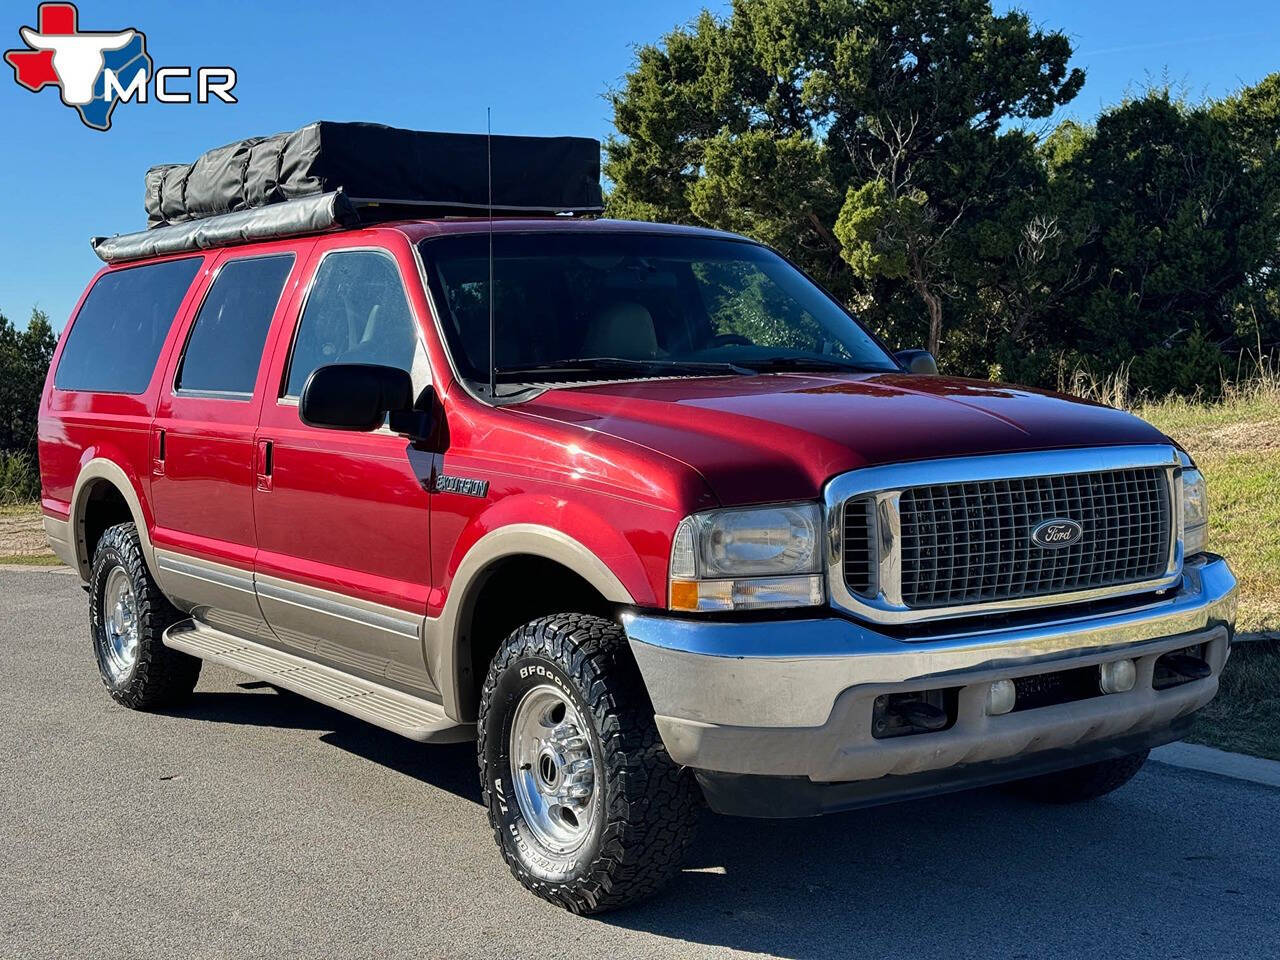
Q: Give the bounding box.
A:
[669,503,825,611]
[1181,466,1208,557]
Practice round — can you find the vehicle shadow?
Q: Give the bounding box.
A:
[605,767,1268,959]
[171,683,484,804]
[169,684,1272,959]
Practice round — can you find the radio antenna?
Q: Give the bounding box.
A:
[486,107,497,400]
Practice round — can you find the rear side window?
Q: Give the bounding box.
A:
[55,257,202,394]
[176,254,295,396]
[283,250,419,398]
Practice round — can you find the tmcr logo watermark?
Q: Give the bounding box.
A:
[3,3,237,131]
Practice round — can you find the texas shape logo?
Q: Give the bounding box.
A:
[4,3,150,130]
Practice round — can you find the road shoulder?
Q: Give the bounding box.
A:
[1152,741,1280,788]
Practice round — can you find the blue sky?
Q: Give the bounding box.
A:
[1,0,1277,331]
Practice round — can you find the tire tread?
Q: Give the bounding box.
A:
[91,522,200,709]
[477,613,699,914]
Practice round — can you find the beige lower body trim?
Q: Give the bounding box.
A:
[153,549,435,696]
[256,573,435,695]
[43,515,77,570]
[155,549,274,644]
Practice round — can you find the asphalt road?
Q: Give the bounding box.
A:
[2,569,1278,960]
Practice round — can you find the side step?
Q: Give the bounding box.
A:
[163,619,474,744]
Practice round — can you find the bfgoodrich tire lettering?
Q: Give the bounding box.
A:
[478,613,699,914]
[90,522,201,709]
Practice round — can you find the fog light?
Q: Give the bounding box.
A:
[986,679,1016,716]
[1099,659,1137,694]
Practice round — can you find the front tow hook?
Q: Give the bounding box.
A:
[1160,653,1213,681]
[892,699,950,732]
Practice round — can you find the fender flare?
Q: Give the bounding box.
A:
[426,524,636,721]
[68,458,155,580]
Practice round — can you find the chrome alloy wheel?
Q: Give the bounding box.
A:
[101,566,140,682]
[509,683,599,852]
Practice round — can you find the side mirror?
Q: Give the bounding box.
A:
[299,363,420,433]
[895,349,938,376]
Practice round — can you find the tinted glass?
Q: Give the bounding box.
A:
[176,255,294,395]
[420,233,895,383]
[284,251,418,397]
[55,257,202,393]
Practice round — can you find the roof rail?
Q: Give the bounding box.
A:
[89,192,599,264]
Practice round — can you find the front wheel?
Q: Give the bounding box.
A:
[477,613,699,914]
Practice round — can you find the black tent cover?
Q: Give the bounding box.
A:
[144,120,604,227]
[92,191,356,264]
[91,121,604,262]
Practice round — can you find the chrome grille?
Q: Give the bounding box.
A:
[842,497,876,597]
[891,467,1173,609]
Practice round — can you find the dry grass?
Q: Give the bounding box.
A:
[1065,357,1279,634]
[1189,637,1280,761]
[1135,381,1280,636]
[1098,366,1280,760]
[0,501,57,566]
[1066,350,1279,414]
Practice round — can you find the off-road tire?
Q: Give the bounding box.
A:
[90,522,200,709]
[1004,750,1150,803]
[477,613,699,914]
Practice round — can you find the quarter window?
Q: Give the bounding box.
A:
[176,255,295,396]
[284,251,420,398]
[55,257,202,394]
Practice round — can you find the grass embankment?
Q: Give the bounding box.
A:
[1138,384,1280,759]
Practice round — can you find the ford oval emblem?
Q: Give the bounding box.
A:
[1031,518,1083,549]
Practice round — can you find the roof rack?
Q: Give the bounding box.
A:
[91,121,604,264]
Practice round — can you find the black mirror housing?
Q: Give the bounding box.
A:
[895,349,939,375]
[299,363,416,432]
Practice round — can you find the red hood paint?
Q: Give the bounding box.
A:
[523,373,1171,505]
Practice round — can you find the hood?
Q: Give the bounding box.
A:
[521,372,1171,505]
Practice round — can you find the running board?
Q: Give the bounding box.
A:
[163,619,473,744]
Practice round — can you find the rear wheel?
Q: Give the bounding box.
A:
[90,522,200,709]
[477,613,699,914]
[1004,750,1149,803]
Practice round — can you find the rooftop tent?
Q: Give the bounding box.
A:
[92,121,604,263]
[143,121,605,226]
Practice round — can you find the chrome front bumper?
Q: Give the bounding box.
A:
[624,555,1237,789]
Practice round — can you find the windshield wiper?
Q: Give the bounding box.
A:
[747,356,890,373]
[495,357,757,381]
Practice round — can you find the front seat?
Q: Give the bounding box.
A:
[344,301,415,370]
[582,302,661,360]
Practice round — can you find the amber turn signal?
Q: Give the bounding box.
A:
[669,580,701,611]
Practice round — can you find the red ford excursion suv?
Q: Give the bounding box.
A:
[39,126,1237,914]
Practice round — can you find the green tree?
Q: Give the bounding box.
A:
[606,0,1084,357]
[1212,73,1280,355]
[0,307,57,458]
[1041,83,1280,393]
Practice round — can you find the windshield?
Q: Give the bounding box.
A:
[419,232,897,388]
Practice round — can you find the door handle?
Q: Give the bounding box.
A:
[152,428,166,476]
[256,439,274,492]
